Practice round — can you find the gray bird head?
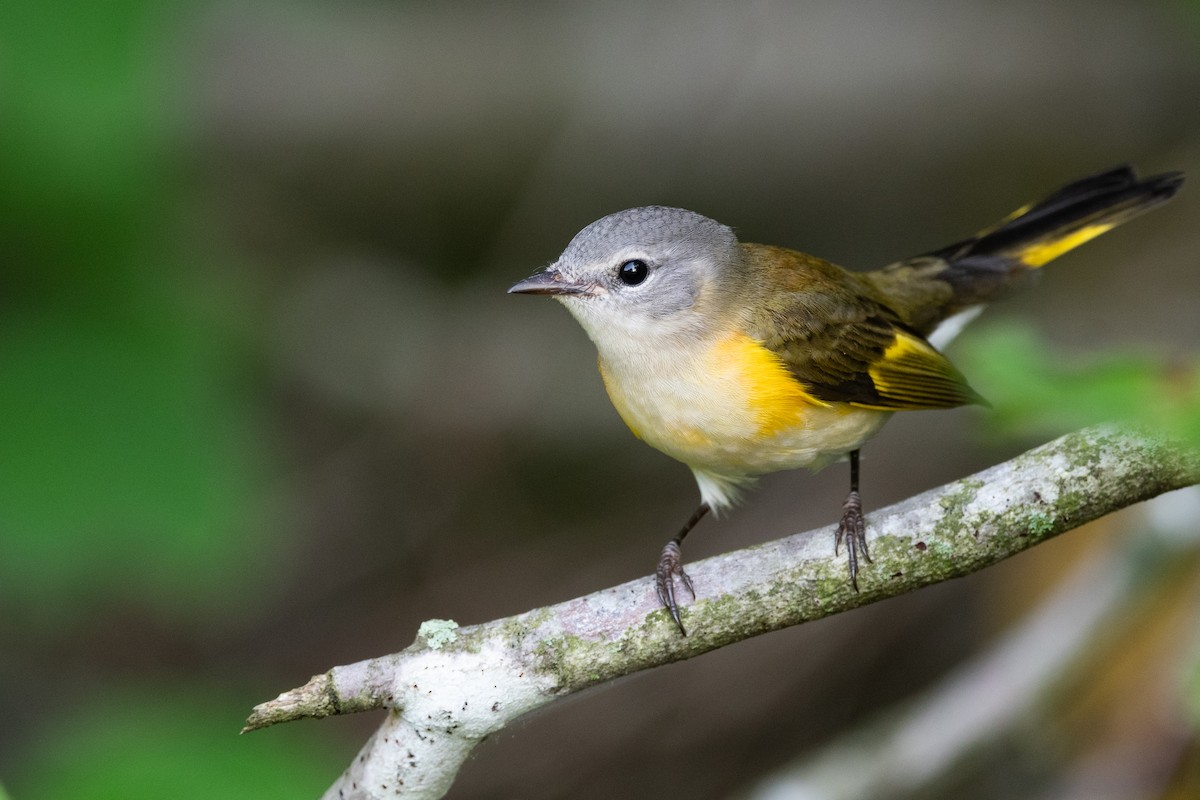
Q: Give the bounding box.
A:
[509,206,740,345]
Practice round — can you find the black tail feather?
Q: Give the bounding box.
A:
[873,165,1184,336]
[930,165,1183,263]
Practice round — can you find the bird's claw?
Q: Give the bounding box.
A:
[835,490,871,591]
[655,540,694,636]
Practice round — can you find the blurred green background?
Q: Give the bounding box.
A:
[2,1,1199,798]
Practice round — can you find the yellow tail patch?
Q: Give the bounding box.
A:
[974,202,1033,238]
[1017,222,1116,268]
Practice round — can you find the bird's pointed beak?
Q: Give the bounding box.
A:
[508,268,594,297]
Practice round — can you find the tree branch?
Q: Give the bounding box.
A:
[243,426,1200,800]
[738,486,1200,799]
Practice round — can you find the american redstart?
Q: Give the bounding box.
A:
[509,165,1182,634]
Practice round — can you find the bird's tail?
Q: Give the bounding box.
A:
[871,165,1183,341]
[931,165,1183,270]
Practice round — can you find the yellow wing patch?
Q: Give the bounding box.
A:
[1017,222,1116,268]
[860,331,983,410]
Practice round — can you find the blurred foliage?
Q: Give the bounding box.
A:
[0,0,271,621]
[11,687,340,800]
[0,311,269,619]
[958,323,1200,447]
[1,0,280,792]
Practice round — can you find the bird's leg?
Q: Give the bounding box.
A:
[834,449,871,590]
[656,503,710,636]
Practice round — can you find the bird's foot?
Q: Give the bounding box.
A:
[655,539,695,636]
[834,490,871,591]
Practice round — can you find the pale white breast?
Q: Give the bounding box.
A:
[598,346,891,510]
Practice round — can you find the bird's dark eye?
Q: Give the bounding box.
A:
[617,259,649,286]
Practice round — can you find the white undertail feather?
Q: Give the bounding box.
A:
[691,468,755,512]
[927,305,985,350]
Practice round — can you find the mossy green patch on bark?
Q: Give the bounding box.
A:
[530,622,675,691]
[1022,509,1055,537]
[933,479,985,541]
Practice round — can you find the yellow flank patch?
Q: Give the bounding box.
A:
[710,332,828,435]
[1018,223,1115,268]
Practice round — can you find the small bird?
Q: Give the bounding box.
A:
[509,166,1182,634]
